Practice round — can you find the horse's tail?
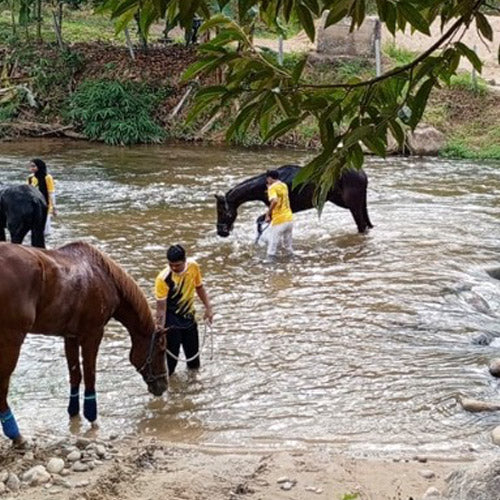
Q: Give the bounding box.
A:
[31,197,47,248]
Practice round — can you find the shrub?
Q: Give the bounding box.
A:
[67,79,167,145]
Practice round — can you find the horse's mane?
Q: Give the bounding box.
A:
[58,242,154,334]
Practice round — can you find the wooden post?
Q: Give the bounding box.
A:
[278,36,284,65]
[374,19,382,77]
[124,27,135,60]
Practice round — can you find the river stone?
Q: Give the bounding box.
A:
[492,426,500,445]
[0,471,8,483]
[420,469,436,479]
[72,461,89,472]
[460,397,500,412]
[422,486,441,498]
[489,359,500,377]
[47,457,65,474]
[67,450,82,462]
[22,465,51,486]
[95,445,106,458]
[6,473,20,491]
[445,459,500,500]
[0,482,5,494]
[24,451,34,461]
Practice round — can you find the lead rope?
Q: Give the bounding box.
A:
[165,322,214,363]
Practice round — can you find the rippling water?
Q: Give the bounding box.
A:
[0,139,499,457]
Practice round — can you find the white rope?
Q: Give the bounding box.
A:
[165,322,214,363]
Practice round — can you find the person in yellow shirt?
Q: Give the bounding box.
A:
[265,169,294,257]
[155,245,214,376]
[28,159,57,235]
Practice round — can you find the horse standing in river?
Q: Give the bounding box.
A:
[0,241,167,446]
[215,165,372,237]
[0,184,47,248]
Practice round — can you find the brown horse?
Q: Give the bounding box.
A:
[0,241,167,445]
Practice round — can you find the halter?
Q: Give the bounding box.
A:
[137,329,167,384]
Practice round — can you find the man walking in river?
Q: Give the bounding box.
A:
[265,169,294,257]
[155,245,214,376]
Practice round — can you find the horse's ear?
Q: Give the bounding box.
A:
[214,194,224,202]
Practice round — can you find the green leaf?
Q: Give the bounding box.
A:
[199,13,232,33]
[111,0,139,19]
[325,0,353,27]
[344,125,373,148]
[409,77,434,129]
[297,4,315,42]
[350,144,364,169]
[182,57,218,82]
[389,119,406,148]
[226,101,259,140]
[362,135,387,157]
[475,12,493,42]
[455,42,482,73]
[263,116,302,142]
[398,1,430,35]
[291,57,308,84]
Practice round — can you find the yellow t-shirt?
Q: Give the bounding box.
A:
[28,174,55,212]
[267,180,293,226]
[154,260,202,327]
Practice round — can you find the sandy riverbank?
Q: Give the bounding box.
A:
[0,433,477,500]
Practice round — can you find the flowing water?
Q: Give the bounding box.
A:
[0,139,499,458]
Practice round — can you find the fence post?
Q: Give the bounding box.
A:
[374,19,382,77]
[278,35,284,65]
[471,44,478,92]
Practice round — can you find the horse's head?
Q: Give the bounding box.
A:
[133,328,168,397]
[215,194,236,237]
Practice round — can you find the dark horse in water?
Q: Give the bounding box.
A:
[215,165,372,237]
[0,184,48,248]
[0,241,167,445]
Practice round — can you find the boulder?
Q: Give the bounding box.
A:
[407,125,445,156]
[317,14,379,58]
[47,457,65,474]
[445,459,500,500]
[492,426,500,446]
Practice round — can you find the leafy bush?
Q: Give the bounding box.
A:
[67,79,167,145]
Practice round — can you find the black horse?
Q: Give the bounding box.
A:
[215,165,372,237]
[0,184,48,248]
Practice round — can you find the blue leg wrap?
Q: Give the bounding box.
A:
[68,387,80,417]
[83,390,97,422]
[0,408,21,440]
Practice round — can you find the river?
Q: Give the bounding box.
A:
[0,139,499,458]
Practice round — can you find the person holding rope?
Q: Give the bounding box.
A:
[154,244,214,376]
[264,169,294,257]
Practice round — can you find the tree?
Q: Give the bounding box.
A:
[106,0,495,207]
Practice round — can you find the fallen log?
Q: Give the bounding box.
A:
[0,121,87,139]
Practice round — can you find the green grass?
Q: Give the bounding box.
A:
[449,72,488,95]
[383,43,417,66]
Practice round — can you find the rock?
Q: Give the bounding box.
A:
[152,450,165,461]
[72,461,89,472]
[489,359,500,377]
[60,469,70,477]
[471,332,495,346]
[95,445,106,458]
[280,481,296,491]
[407,125,445,156]
[317,13,378,58]
[76,437,92,448]
[52,477,72,489]
[75,480,90,488]
[6,473,20,491]
[305,486,323,494]
[420,469,436,480]
[108,432,118,440]
[445,459,500,500]
[460,397,500,412]
[276,477,290,484]
[24,451,34,461]
[47,457,65,474]
[67,450,82,462]
[22,465,51,486]
[486,267,500,281]
[492,426,500,445]
[422,486,441,498]
[0,471,8,483]
[0,482,5,494]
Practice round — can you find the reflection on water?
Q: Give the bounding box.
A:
[0,139,499,457]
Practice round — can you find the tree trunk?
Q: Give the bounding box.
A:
[124,27,135,60]
[52,9,64,51]
[134,12,148,52]
[36,0,43,43]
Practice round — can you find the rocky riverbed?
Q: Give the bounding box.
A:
[1,432,499,500]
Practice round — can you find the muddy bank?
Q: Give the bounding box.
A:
[0,434,478,500]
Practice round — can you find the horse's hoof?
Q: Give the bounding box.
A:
[12,435,27,449]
